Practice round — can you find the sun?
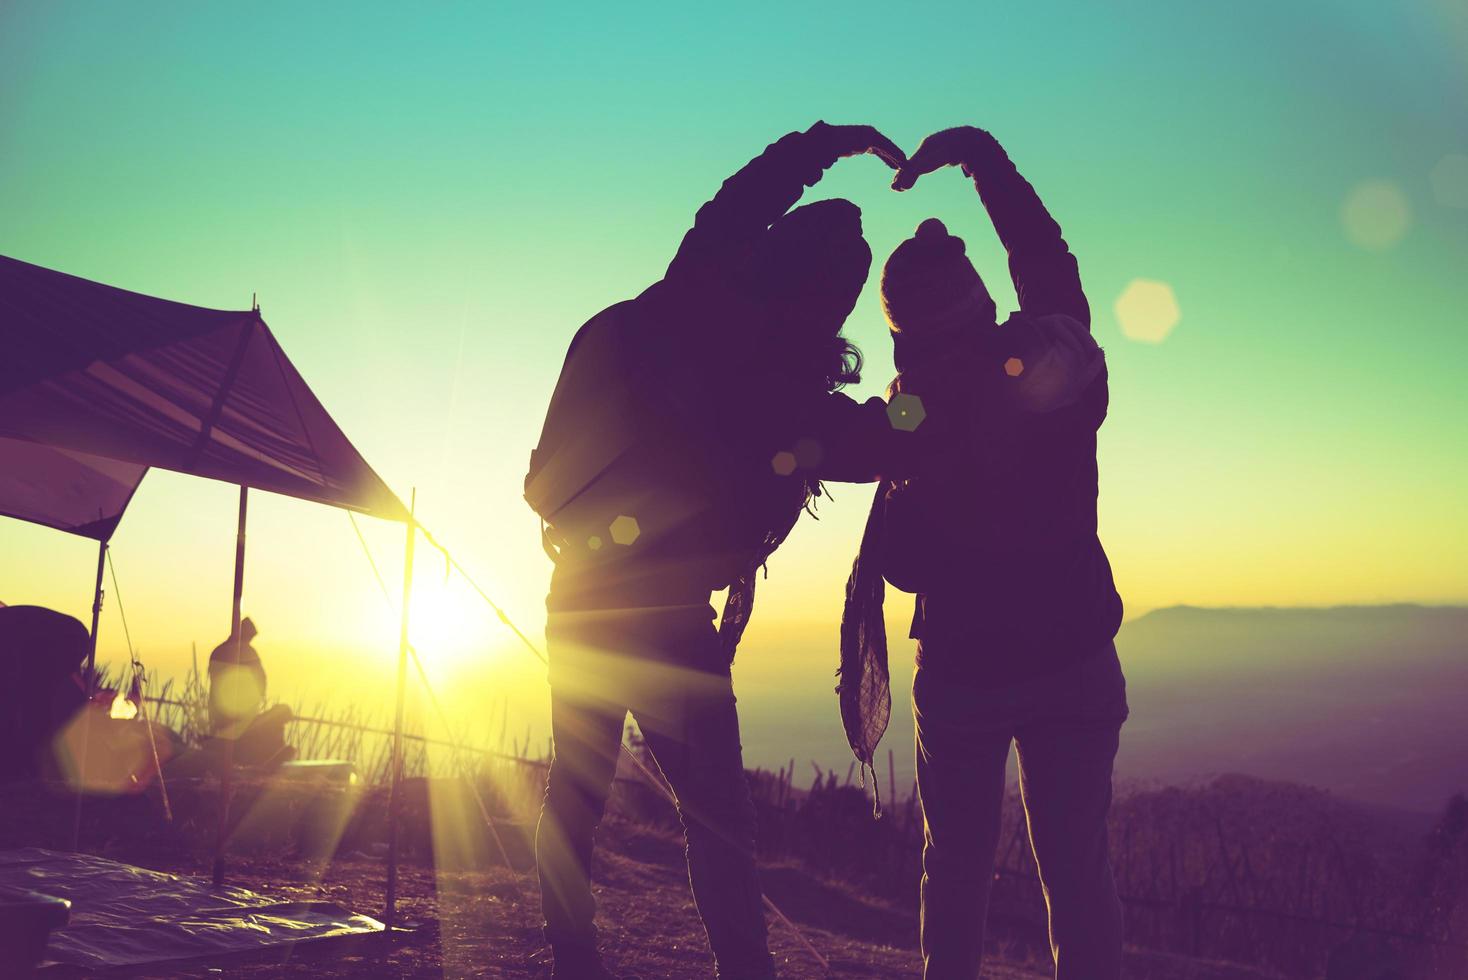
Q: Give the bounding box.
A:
[400,569,543,744]
[408,573,501,683]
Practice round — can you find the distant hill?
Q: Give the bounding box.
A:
[733,604,1467,814]
[1116,604,1468,813]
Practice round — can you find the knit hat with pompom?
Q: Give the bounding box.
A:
[880,218,996,345]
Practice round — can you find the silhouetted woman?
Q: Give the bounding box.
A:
[843,126,1126,980]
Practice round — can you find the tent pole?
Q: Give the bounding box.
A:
[69,539,108,851]
[212,486,248,888]
[385,489,416,935]
[86,540,106,684]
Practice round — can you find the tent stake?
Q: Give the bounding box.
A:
[212,486,248,888]
[385,489,416,934]
[69,539,108,851]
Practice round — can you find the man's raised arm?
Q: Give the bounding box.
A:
[771,388,955,486]
[665,122,905,284]
[894,126,1090,329]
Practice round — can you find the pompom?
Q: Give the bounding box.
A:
[914,217,949,239]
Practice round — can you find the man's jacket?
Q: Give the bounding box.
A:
[526,127,902,624]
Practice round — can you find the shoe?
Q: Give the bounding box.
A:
[549,945,630,980]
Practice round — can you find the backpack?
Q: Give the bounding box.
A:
[524,303,744,585]
[525,302,649,561]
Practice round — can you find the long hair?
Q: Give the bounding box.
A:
[719,199,872,662]
[758,198,871,393]
[826,335,863,391]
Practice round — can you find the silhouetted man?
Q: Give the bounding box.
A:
[852,126,1126,980]
[526,122,914,979]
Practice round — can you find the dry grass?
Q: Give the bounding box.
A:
[87,663,1468,979]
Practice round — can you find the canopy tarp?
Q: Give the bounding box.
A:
[0,847,384,971]
[0,438,145,541]
[0,255,407,534]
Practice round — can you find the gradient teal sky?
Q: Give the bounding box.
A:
[2,1,1466,711]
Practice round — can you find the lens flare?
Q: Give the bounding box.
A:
[1341,180,1410,250]
[886,393,926,431]
[1115,279,1180,344]
[1430,154,1468,209]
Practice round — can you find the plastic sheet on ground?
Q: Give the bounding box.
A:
[0,848,383,971]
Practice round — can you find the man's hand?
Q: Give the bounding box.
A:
[809,121,908,171]
[891,126,993,191]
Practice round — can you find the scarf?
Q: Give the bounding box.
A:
[837,482,892,814]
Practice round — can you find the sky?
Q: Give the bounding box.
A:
[2,0,1466,729]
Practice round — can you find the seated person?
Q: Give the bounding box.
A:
[0,605,89,782]
[207,618,293,768]
[208,617,265,739]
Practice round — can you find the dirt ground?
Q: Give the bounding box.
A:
[71,827,949,979]
[46,825,1288,979]
[5,781,1290,979]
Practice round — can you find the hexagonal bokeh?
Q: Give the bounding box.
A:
[52,703,170,795]
[1004,357,1024,377]
[1115,279,1180,344]
[771,451,797,476]
[587,535,604,551]
[609,515,641,546]
[793,437,823,469]
[887,393,926,431]
[1430,154,1468,209]
[1341,180,1410,250]
[213,666,264,721]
